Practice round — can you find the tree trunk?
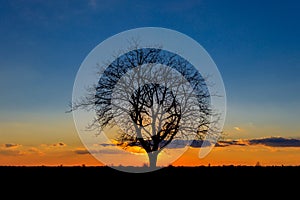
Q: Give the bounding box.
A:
[148,151,158,169]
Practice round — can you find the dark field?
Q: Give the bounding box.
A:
[1,165,299,179]
[1,165,298,196]
[1,165,299,181]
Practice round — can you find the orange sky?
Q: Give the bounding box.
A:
[1,113,300,167]
[1,137,300,167]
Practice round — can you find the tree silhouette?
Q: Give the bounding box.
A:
[70,44,220,169]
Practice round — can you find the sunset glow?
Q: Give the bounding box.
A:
[0,0,299,168]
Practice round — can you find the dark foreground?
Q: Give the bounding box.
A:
[1,165,299,196]
[1,165,299,177]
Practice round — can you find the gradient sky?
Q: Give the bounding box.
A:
[0,0,299,166]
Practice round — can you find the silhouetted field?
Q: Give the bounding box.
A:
[1,165,298,196]
[1,165,300,180]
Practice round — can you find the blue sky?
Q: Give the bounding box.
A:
[0,0,299,138]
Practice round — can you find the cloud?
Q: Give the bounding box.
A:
[52,142,66,147]
[73,137,300,155]
[136,136,300,148]
[234,127,243,132]
[95,149,125,154]
[0,143,24,155]
[3,143,21,148]
[0,143,46,156]
[0,142,74,157]
[190,140,212,148]
[74,148,89,155]
[41,142,67,148]
[27,147,44,155]
[124,139,213,149]
[214,137,300,148]
[0,149,24,156]
[98,143,116,147]
[74,147,123,155]
[248,137,300,147]
[215,140,248,147]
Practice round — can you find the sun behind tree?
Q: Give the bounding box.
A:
[70,44,220,169]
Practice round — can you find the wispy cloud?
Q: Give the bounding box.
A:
[0,143,24,156]
[189,140,212,148]
[233,127,243,132]
[51,142,66,147]
[215,137,300,148]
[120,136,300,149]
[0,149,24,156]
[73,147,123,155]
[94,143,116,147]
[248,137,300,147]
[215,140,247,147]
[40,142,67,148]
[3,143,22,148]
[0,141,68,157]
[27,147,44,156]
[74,148,89,155]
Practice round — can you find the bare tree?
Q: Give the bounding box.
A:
[70,45,220,169]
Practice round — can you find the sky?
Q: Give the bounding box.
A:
[0,0,299,167]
